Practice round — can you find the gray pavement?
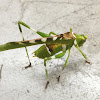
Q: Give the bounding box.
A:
[0,0,100,100]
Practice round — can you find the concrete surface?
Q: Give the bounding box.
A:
[0,0,100,100]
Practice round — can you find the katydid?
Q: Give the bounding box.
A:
[0,21,90,89]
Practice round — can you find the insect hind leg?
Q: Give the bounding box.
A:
[18,21,52,69]
[18,21,32,68]
[18,21,50,38]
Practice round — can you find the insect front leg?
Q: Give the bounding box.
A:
[74,44,91,64]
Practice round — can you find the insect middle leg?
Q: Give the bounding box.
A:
[44,51,66,89]
[57,49,70,82]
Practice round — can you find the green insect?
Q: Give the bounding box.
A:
[0,21,90,89]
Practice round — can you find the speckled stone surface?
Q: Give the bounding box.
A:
[0,0,100,100]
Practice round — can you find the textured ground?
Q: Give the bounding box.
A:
[0,0,100,100]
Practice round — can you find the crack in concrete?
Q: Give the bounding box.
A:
[18,0,98,30]
[5,0,13,11]
[19,1,29,21]
[39,5,90,30]
[23,0,100,5]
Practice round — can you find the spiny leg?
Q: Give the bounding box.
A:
[18,21,32,68]
[44,51,66,88]
[57,49,70,82]
[18,21,51,68]
[74,44,91,64]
